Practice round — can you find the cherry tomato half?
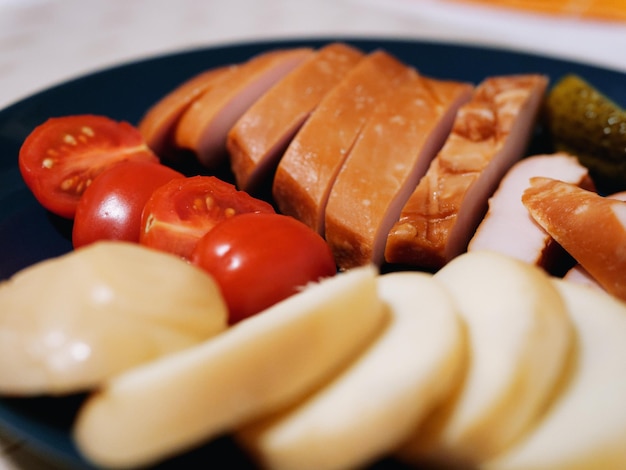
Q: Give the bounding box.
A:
[190,212,337,324]
[140,175,275,259]
[72,161,184,249]
[19,115,158,218]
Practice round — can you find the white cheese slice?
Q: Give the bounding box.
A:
[485,279,626,470]
[238,271,466,470]
[398,250,573,466]
[73,265,386,469]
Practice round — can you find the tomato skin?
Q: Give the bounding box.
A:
[72,161,184,249]
[19,115,158,218]
[140,175,275,259]
[190,212,337,324]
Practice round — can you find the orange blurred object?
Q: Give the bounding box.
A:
[451,0,626,22]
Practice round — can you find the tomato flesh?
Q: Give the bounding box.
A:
[190,212,337,324]
[72,161,184,248]
[140,175,275,259]
[19,115,158,218]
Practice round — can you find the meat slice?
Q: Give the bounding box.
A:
[272,50,412,235]
[227,43,365,193]
[138,66,234,158]
[174,47,313,168]
[468,153,593,271]
[324,72,473,269]
[385,74,549,270]
[564,190,626,289]
[523,178,626,301]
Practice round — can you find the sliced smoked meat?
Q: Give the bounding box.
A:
[522,177,626,302]
[324,72,473,269]
[272,50,411,234]
[174,47,313,168]
[227,43,365,193]
[138,66,234,158]
[385,74,548,270]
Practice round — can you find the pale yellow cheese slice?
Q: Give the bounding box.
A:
[73,265,386,469]
[238,271,466,470]
[0,241,227,395]
[398,250,573,466]
[485,279,626,470]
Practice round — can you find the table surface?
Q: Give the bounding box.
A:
[1,0,625,468]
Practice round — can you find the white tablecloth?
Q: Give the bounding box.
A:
[0,0,625,468]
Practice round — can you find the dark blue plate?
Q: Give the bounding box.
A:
[0,38,624,469]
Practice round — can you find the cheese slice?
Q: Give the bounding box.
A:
[0,241,227,396]
[485,279,626,470]
[238,271,466,470]
[398,251,573,466]
[73,265,386,469]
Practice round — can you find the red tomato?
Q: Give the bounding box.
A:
[140,175,275,259]
[190,212,337,324]
[19,115,158,218]
[72,161,184,248]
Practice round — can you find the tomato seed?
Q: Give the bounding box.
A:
[81,126,95,137]
[63,134,78,146]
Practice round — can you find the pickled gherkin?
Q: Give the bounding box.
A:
[546,74,626,193]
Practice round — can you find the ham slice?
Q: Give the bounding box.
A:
[468,153,593,271]
[522,177,626,301]
[324,72,473,269]
[174,47,313,168]
[385,74,549,270]
[138,66,234,158]
[272,50,412,234]
[227,43,365,193]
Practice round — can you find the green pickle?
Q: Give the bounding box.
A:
[546,74,626,193]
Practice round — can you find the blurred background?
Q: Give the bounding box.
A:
[1,0,625,110]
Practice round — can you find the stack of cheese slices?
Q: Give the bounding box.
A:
[61,247,626,470]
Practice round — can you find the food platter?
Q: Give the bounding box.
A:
[0,37,624,469]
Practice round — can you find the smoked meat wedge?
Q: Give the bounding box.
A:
[324,72,473,269]
[73,266,387,469]
[522,177,626,301]
[468,153,593,271]
[385,74,549,270]
[138,65,234,158]
[174,47,312,168]
[272,50,412,235]
[563,191,626,291]
[227,43,365,193]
